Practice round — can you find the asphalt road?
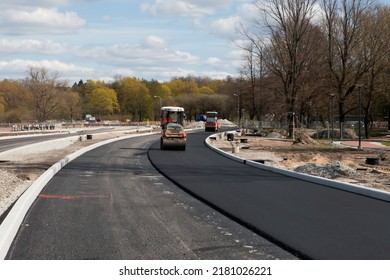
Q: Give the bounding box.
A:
[5,133,295,260]
[5,129,390,259]
[148,131,390,260]
[0,127,116,153]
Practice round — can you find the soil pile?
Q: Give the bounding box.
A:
[294,161,358,179]
[293,132,319,146]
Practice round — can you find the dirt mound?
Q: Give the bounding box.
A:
[218,119,236,126]
[293,132,319,146]
[310,154,329,164]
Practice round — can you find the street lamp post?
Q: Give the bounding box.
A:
[234,93,240,127]
[330,94,335,142]
[355,85,364,150]
[292,112,295,140]
[154,96,162,122]
[358,86,362,150]
[154,96,162,108]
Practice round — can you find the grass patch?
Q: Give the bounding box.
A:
[368,127,390,137]
[382,141,390,147]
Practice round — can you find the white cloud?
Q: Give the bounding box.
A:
[141,35,167,49]
[140,0,232,17]
[0,60,31,73]
[141,1,211,17]
[0,8,86,35]
[0,37,238,82]
[70,42,237,81]
[209,16,241,38]
[0,0,70,8]
[0,0,246,82]
[0,0,101,9]
[237,2,260,22]
[29,60,92,73]
[0,39,69,55]
[75,44,199,68]
[198,70,234,79]
[0,59,93,80]
[205,57,222,66]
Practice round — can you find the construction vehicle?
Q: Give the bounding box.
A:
[205,111,219,132]
[160,106,187,150]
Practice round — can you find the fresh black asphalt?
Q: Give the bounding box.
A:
[148,131,390,260]
[5,133,296,260]
[5,129,390,259]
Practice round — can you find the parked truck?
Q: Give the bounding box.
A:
[205,111,218,132]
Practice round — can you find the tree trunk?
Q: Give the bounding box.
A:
[287,102,295,138]
[364,115,370,139]
[388,106,390,130]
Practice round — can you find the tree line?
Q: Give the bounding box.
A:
[238,0,390,138]
[1,0,390,139]
[0,67,239,123]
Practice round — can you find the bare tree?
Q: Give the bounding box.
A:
[357,5,390,138]
[321,0,375,137]
[239,41,268,121]
[373,6,390,131]
[62,90,81,121]
[258,0,319,137]
[237,22,269,122]
[24,67,65,122]
[379,59,390,131]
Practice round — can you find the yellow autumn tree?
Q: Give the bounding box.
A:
[87,86,119,117]
[0,79,32,121]
[198,86,215,95]
[115,77,153,121]
[165,79,199,96]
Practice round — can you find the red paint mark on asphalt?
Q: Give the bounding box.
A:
[39,194,110,200]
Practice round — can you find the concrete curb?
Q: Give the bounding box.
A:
[0,131,158,260]
[205,132,390,203]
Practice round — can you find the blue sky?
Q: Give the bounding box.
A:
[0,0,389,85]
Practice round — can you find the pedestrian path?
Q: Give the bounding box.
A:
[338,140,390,151]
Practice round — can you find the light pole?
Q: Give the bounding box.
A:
[355,85,363,150]
[154,96,162,122]
[154,96,162,108]
[358,86,362,150]
[292,111,295,140]
[234,93,240,127]
[330,94,335,142]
